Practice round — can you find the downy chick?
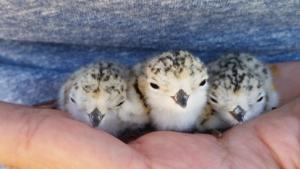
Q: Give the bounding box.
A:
[135,51,209,131]
[197,53,279,131]
[59,62,149,136]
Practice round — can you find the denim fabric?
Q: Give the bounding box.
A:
[1,0,300,51]
[0,0,300,105]
[0,39,299,106]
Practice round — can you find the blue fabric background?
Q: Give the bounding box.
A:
[1,0,300,51]
[0,0,300,106]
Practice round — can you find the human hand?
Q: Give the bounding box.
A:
[0,62,300,169]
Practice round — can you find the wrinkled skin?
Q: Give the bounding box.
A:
[1,62,300,169]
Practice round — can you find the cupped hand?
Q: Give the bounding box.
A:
[0,62,300,169]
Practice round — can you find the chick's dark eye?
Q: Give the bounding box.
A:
[116,101,124,107]
[150,83,160,89]
[199,80,207,86]
[70,97,76,103]
[257,96,264,102]
[210,97,218,103]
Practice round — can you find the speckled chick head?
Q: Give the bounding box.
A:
[59,62,129,128]
[207,54,273,126]
[136,51,209,131]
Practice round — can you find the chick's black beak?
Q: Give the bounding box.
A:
[230,105,246,122]
[88,108,105,127]
[172,89,189,108]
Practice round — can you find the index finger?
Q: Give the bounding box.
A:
[272,61,300,105]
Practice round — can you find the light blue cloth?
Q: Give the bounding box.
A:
[1,0,300,51]
[0,40,299,105]
[1,1,300,105]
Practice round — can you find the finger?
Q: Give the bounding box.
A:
[5,166,19,169]
[32,100,57,109]
[223,96,300,169]
[272,61,300,104]
[131,96,300,169]
[0,102,148,169]
[131,131,226,169]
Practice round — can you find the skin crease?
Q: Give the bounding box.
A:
[0,62,300,169]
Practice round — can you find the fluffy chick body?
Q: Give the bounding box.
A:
[135,51,209,131]
[197,53,279,131]
[59,62,149,136]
